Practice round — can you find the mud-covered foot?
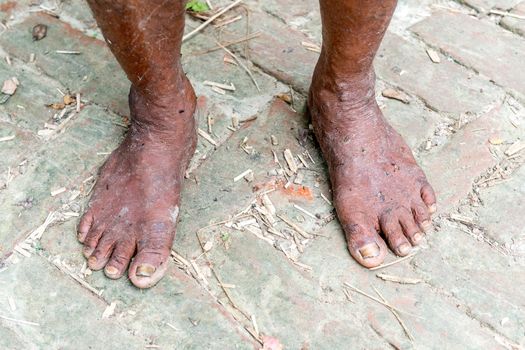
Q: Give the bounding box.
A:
[77,81,196,288]
[309,70,437,268]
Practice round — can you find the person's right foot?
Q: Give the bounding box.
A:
[78,81,196,288]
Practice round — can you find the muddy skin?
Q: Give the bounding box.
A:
[309,0,437,267]
[79,0,195,288]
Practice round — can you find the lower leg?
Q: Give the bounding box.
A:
[310,0,437,267]
[78,0,195,288]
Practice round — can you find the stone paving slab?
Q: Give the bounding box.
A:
[0,255,142,349]
[0,104,124,258]
[412,221,525,345]
[411,10,525,100]
[0,13,131,117]
[376,32,504,115]
[301,222,507,350]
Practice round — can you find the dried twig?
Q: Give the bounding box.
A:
[376,273,423,285]
[373,286,414,341]
[0,314,39,326]
[369,253,417,271]
[217,42,260,91]
[183,0,243,42]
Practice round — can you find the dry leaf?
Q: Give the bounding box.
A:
[276,93,292,104]
[488,136,503,145]
[1,77,19,95]
[63,94,76,105]
[47,103,66,110]
[382,88,410,104]
[32,24,48,41]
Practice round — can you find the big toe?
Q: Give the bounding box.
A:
[128,236,172,289]
[344,219,387,268]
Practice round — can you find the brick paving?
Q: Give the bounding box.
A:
[0,0,524,349]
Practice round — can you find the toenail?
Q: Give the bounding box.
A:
[421,220,432,232]
[397,243,411,255]
[77,232,84,240]
[136,264,155,277]
[429,204,437,214]
[413,232,423,243]
[358,243,380,259]
[105,266,119,275]
[88,256,97,265]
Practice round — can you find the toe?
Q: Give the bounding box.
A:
[128,231,173,289]
[77,212,94,243]
[380,212,412,256]
[88,234,115,270]
[82,224,106,258]
[412,200,433,233]
[399,209,424,245]
[343,216,388,268]
[105,241,135,279]
[421,183,437,214]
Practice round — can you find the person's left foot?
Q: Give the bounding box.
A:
[78,82,196,288]
[309,68,437,267]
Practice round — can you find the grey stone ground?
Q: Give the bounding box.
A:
[0,0,524,349]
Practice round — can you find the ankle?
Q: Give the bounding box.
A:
[128,77,197,136]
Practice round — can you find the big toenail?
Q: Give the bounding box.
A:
[136,264,155,277]
[413,232,423,243]
[398,243,411,255]
[358,243,380,259]
[429,204,437,214]
[421,220,432,232]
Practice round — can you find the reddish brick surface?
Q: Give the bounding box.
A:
[501,1,525,37]
[376,32,503,114]
[411,11,525,99]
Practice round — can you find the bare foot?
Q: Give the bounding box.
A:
[309,70,437,268]
[78,81,196,288]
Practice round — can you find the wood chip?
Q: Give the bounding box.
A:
[426,48,441,63]
[277,214,310,238]
[55,50,81,55]
[102,301,117,318]
[0,135,15,142]
[204,80,235,91]
[505,140,525,156]
[301,41,321,53]
[283,149,298,173]
[197,128,217,146]
[211,85,226,95]
[50,187,66,197]
[382,88,410,104]
[293,204,316,219]
[270,135,278,146]
[234,169,253,182]
[376,273,423,284]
